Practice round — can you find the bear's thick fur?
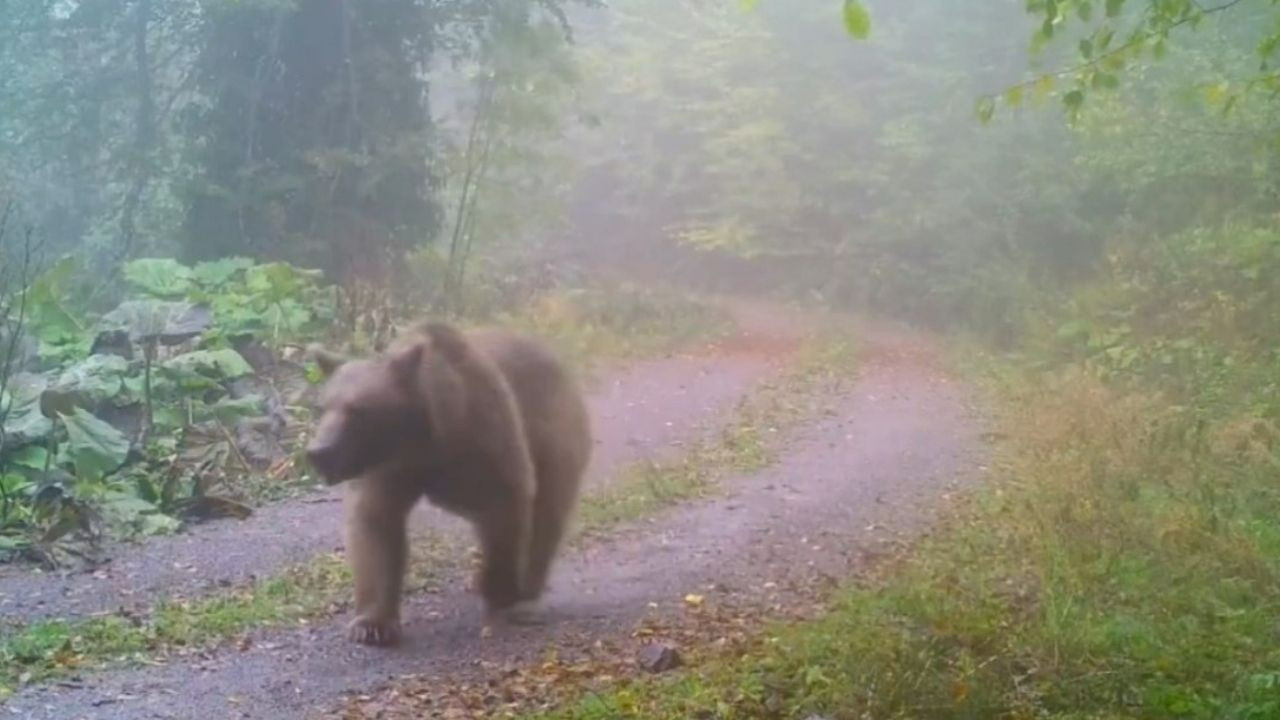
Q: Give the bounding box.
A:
[306,322,592,645]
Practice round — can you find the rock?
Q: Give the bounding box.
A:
[637,642,683,673]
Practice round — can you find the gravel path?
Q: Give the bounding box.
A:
[1,318,986,720]
[0,303,797,626]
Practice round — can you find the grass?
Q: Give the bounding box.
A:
[0,321,859,700]
[492,283,736,375]
[0,536,452,698]
[526,355,1280,720]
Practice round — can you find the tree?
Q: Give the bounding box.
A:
[1010,0,1280,120]
[181,0,442,283]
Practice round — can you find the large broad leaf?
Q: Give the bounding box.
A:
[59,407,130,481]
[101,300,211,345]
[192,257,254,288]
[123,258,194,298]
[51,354,131,405]
[23,257,90,352]
[162,348,254,380]
[260,299,313,337]
[206,394,264,424]
[244,262,323,303]
[0,372,55,445]
[7,445,49,470]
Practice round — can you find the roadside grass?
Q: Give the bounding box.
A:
[493,283,736,375]
[527,358,1280,720]
[0,321,859,700]
[0,534,452,698]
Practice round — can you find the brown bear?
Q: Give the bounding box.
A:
[305,322,592,645]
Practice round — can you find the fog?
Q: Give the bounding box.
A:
[1,1,1278,717]
[1,1,1270,326]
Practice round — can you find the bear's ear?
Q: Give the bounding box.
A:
[422,322,470,365]
[388,340,425,386]
[307,344,348,378]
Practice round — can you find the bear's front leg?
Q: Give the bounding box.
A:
[344,477,416,646]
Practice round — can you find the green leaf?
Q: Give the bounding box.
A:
[1064,89,1085,110]
[100,490,179,536]
[1077,1,1094,21]
[1,473,33,497]
[59,407,130,481]
[7,446,49,470]
[163,349,254,380]
[1092,71,1119,90]
[207,395,265,424]
[1,373,55,445]
[244,262,323,303]
[1097,27,1115,51]
[1105,0,1124,18]
[101,300,212,345]
[1079,38,1094,59]
[23,257,87,349]
[842,0,871,39]
[260,299,312,337]
[191,257,254,288]
[52,355,131,405]
[123,258,194,298]
[976,96,997,123]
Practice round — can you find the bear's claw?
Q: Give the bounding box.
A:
[348,616,401,646]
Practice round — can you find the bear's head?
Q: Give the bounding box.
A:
[304,341,430,484]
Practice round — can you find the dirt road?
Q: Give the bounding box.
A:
[1,307,984,719]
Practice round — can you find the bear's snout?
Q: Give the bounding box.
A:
[306,438,353,485]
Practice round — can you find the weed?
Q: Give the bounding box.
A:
[0,535,452,698]
[529,358,1280,720]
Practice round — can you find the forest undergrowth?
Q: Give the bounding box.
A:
[524,224,1280,720]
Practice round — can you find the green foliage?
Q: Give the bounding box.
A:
[22,258,91,363]
[841,0,870,39]
[0,550,364,696]
[123,257,334,345]
[496,284,736,369]
[58,408,130,482]
[122,259,195,299]
[534,298,1280,720]
[1004,0,1280,120]
[1028,225,1280,419]
[0,256,333,559]
[573,0,1107,337]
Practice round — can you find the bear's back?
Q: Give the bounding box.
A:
[466,329,592,480]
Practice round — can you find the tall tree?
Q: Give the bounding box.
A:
[181,0,441,283]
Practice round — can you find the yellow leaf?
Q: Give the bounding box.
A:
[683,593,705,607]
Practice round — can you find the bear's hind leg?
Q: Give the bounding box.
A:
[476,491,533,618]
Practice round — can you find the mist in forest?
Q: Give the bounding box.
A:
[2,2,1280,717]
[3,0,1273,320]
